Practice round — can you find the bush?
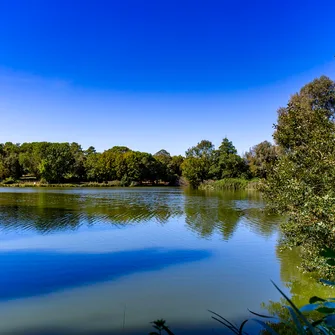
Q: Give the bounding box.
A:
[2,177,16,184]
[199,178,260,191]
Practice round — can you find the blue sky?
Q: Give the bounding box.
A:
[0,0,334,155]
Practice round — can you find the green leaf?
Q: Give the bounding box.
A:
[285,305,304,333]
[309,296,326,304]
[271,280,318,335]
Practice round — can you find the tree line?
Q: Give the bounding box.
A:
[0,138,279,186]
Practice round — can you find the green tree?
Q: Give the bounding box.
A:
[84,146,96,156]
[85,152,104,182]
[185,139,215,159]
[182,140,215,187]
[68,142,86,181]
[0,142,22,180]
[245,141,279,178]
[169,155,184,176]
[19,142,52,178]
[264,75,335,278]
[39,143,75,183]
[211,138,248,179]
[109,146,131,154]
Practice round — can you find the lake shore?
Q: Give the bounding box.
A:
[0,181,179,188]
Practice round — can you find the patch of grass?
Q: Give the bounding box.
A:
[199,178,260,191]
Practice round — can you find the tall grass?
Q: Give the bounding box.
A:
[199,178,260,191]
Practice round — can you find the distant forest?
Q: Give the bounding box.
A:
[0,139,278,186]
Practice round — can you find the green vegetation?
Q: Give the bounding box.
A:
[181,138,255,188]
[0,142,185,186]
[0,137,276,188]
[199,178,260,190]
[150,280,335,335]
[263,75,335,278]
[2,75,335,283]
[147,75,335,333]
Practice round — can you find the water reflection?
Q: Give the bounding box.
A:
[0,187,285,335]
[262,246,335,320]
[184,189,280,240]
[0,189,184,233]
[0,188,279,240]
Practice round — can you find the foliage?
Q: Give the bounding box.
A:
[210,138,249,179]
[0,142,21,180]
[210,280,335,334]
[245,141,280,178]
[199,178,259,190]
[263,75,335,278]
[0,141,185,186]
[151,279,335,335]
[181,138,250,187]
[2,177,16,184]
[181,140,215,187]
[0,136,278,188]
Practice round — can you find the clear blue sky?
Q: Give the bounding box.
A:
[0,0,334,155]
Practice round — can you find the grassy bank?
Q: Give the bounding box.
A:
[0,181,176,188]
[199,178,260,191]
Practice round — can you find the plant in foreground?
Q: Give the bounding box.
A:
[150,280,335,335]
[149,319,175,335]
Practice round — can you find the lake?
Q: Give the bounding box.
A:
[0,187,333,335]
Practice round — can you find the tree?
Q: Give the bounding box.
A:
[0,142,22,180]
[211,138,248,179]
[182,140,215,187]
[39,143,75,183]
[167,155,184,185]
[85,152,104,182]
[154,149,172,182]
[109,146,131,154]
[245,141,279,178]
[264,75,335,278]
[185,140,215,159]
[84,146,96,156]
[69,142,86,181]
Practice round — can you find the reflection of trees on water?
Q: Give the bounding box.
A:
[184,195,242,240]
[262,246,335,320]
[0,191,184,233]
[0,189,281,239]
[183,189,280,240]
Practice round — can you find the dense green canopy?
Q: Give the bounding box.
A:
[0,137,270,187]
[264,75,335,278]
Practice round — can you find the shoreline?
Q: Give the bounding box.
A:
[0,182,180,188]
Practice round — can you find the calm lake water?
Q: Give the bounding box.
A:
[0,187,334,335]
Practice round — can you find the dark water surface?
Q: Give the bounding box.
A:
[0,187,333,334]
